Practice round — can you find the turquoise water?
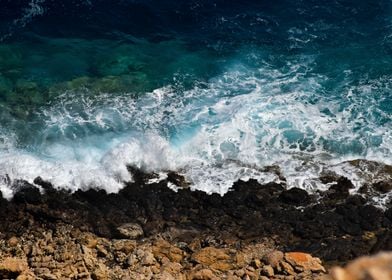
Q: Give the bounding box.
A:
[0,1,391,202]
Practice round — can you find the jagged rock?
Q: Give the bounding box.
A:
[279,188,310,204]
[152,239,184,263]
[192,247,234,271]
[141,251,156,266]
[167,172,190,188]
[279,260,296,275]
[113,240,136,254]
[263,250,284,269]
[91,263,109,280]
[117,223,144,239]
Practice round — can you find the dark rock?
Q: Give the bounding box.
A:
[167,172,190,188]
[0,173,389,264]
[33,177,54,191]
[359,205,383,231]
[326,177,355,200]
[373,181,392,193]
[279,188,310,204]
[338,220,361,236]
[12,181,42,205]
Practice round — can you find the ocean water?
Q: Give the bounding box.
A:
[0,0,391,204]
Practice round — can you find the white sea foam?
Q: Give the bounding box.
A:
[0,58,391,203]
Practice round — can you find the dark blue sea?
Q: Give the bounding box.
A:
[0,0,391,205]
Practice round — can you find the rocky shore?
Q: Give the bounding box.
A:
[0,165,391,279]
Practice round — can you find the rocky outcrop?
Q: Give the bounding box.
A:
[0,225,327,279]
[0,167,390,278]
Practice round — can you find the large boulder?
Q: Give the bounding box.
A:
[330,252,392,280]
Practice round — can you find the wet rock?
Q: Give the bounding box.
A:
[279,188,310,204]
[0,169,390,278]
[33,177,55,192]
[12,182,42,204]
[117,223,144,239]
[358,205,383,231]
[167,172,190,188]
[373,181,392,193]
[327,177,354,200]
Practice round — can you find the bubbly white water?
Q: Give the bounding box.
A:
[0,57,391,203]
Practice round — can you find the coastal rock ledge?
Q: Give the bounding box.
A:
[0,171,391,279]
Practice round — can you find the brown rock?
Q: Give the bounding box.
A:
[8,236,19,247]
[161,262,183,275]
[263,250,284,269]
[41,273,57,280]
[285,252,326,273]
[192,247,234,271]
[92,264,109,280]
[96,244,109,257]
[81,234,98,249]
[261,265,274,277]
[330,252,392,280]
[152,239,184,263]
[251,259,262,269]
[235,252,248,267]
[113,240,136,254]
[279,260,296,275]
[117,223,144,239]
[16,274,36,280]
[142,252,156,266]
[155,271,177,280]
[190,268,217,280]
[0,258,29,277]
[234,269,245,277]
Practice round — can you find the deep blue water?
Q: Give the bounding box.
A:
[0,0,391,202]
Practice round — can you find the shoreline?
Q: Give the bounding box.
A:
[0,169,391,279]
